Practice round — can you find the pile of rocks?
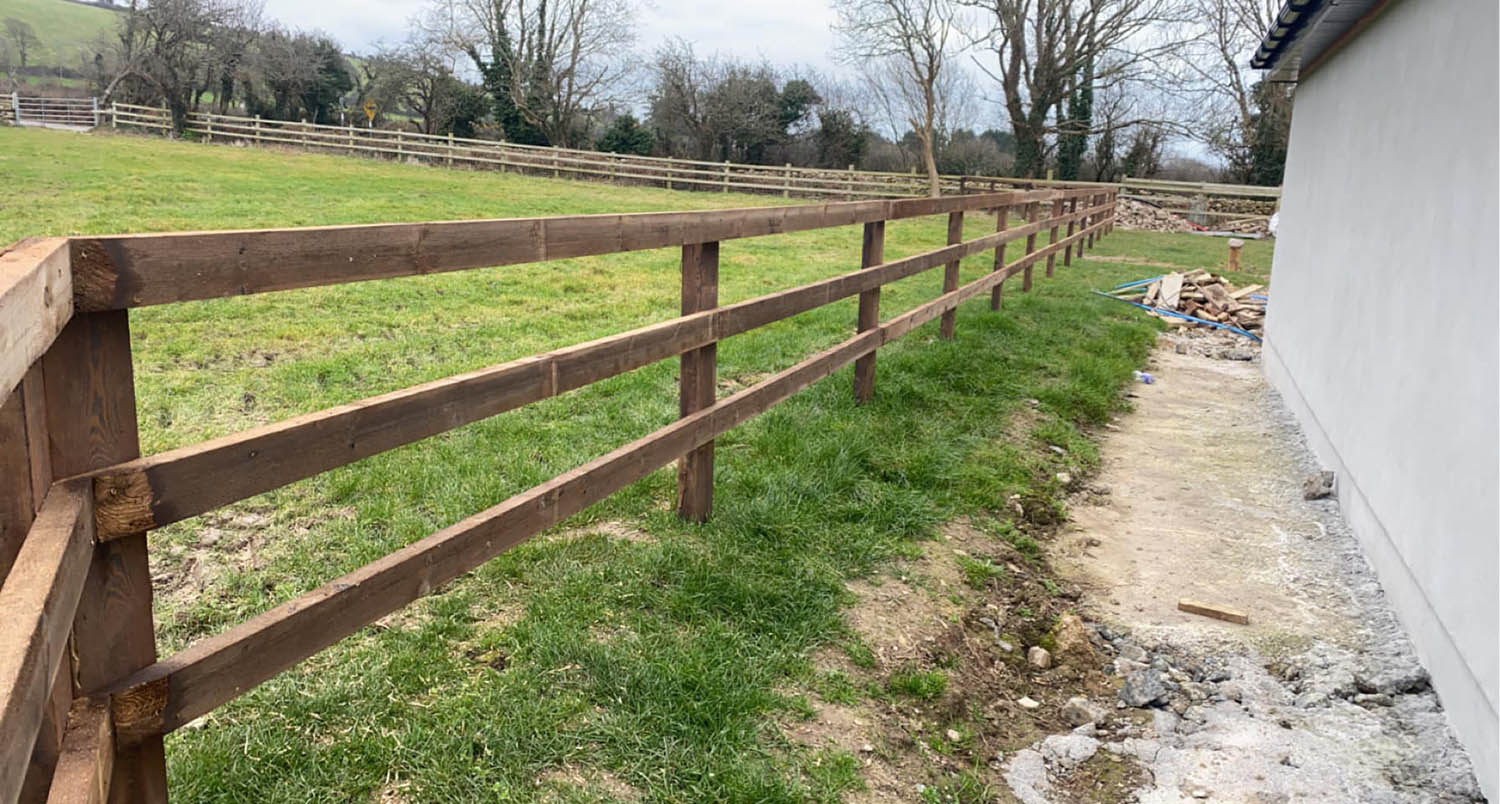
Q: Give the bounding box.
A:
[1109,270,1267,337]
[1114,198,1197,232]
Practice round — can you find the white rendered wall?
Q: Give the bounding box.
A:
[1263,0,1498,797]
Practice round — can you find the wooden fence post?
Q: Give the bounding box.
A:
[940,211,963,339]
[723,161,730,193]
[1087,194,1099,249]
[253,114,261,145]
[1045,197,1062,277]
[396,130,404,161]
[677,241,719,522]
[1076,196,1087,259]
[1022,202,1039,292]
[447,133,454,167]
[11,93,19,125]
[111,102,118,129]
[990,204,1010,311]
[847,165,856,201]
[0,366,74,801]
[41,311,169,802]
[853,220,885,402]
[783,163,791,198]
[1064,197,1078,267]
[205,113,213,143]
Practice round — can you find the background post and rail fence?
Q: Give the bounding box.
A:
[2,96,1268,221]
[0,186,1116,802]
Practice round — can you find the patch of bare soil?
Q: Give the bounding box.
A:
[550,519,655,546]
[790,517,1137,801]
[537,765,641,802]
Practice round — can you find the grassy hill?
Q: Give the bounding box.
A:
[0,0,120,73]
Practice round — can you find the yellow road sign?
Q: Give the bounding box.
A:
[363,100,377,123]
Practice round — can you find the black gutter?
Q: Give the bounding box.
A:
[1250,0,1328,70]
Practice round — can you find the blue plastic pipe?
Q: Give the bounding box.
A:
[1091,290,1263,342]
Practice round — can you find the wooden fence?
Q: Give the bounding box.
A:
[0,182,1117,803]
[96,103,1270,219]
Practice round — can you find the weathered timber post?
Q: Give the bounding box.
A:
[396,129,404,161]
[1087,193,1100,249]
[111,102,118,129]
[447,133,455,167]
[1076,195,1088,259]
[1045,197,1063,277]
[1022,202,1040,292]
[677,241,719,522]
[990,204,1011,311]
[1,365,74,800]
[723,161,730,193]
[91,96,99,128]
[1227,237,1244,272]
[253,114,261,145]
[1064,197,1078,266]
[853,220,885,402]
[205,113,213,143]
[10,92,19,125]
[783,163,791,197]
[848,165,856,201]
[940,211,964,340]
[41,312,169,801]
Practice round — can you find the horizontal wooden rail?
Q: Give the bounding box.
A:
[70,189,1098,312]
[0,238,73,400]
[0,480,95,804]
[83,204,1093,539]
[104,212,1110,743]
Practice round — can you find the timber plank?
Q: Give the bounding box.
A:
[44,698,113,804]
[71,192,1059,312]
[0,238,73,401]
[0,481,94,804]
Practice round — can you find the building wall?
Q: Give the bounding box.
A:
[1263,0,1498,797]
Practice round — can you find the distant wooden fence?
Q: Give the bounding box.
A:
[95,102,1271,218]
[0,186,1116,802]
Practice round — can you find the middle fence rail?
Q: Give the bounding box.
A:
[0,186,1117,802]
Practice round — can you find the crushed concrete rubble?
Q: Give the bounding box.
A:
[997,345,1485,804]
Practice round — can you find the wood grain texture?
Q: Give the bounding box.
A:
[72,191,1081,312]
[44,698,113,804]
[0,481,94,804]
[1023,203,1040,292]
[104,212,1113,746]
[1064,198,1077,267]
[0,238,73,402]
[676,242,718,523]
[40,312,167,803]
[939,212,963,340]
[853,221,884,403]
[1045,200,1063,277]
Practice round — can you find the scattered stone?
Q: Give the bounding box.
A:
[1151,708,1180,735]
[860,743,874,753]
[1354,693,1395,708]
[1192,789,1210,799]
[1040,734,1100,768]
[1050,613,1094,666]
[1120,669,1169,707]
[1217,681,1245,702]
[1302,470,1336,500]
[1049,445,1066,456]
[1027,646,1053,669]
[997,639,1015,653]
[1088,481,1112,495]
[1055,471,1072,485]
[1118,643,1148,663]
[945,729,962,741]
[1061,696,1106,727]
[1017,696,1041,710]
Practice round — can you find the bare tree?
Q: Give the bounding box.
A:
[3,18,41,68]
[1167,0,1290,183]
[432,0,635,147]
[963,0,1188,177]
[103,0,251,129]
[833,0,961,196]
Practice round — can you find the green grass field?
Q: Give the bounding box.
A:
[2,126,1273,802]
[0,0,119,72]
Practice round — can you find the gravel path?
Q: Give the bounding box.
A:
[1007,337,1485,803]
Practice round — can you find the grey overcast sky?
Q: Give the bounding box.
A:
[258,0,843,74]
